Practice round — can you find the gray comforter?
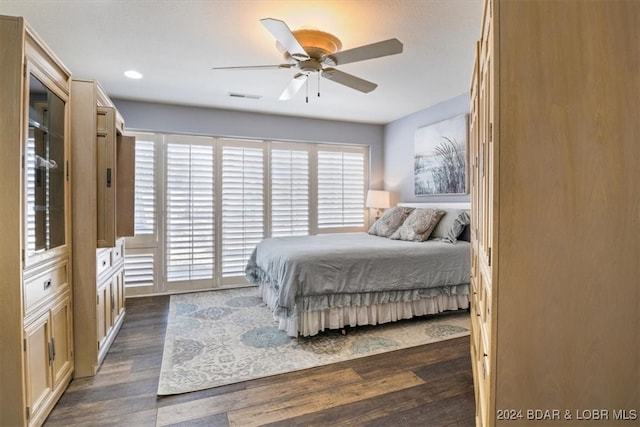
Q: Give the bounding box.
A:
[245,232,470,317]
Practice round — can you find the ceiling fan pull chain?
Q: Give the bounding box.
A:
[317,72,321,98]
[306,76,309,103]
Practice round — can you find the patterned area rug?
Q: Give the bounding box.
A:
[157,287,470,395]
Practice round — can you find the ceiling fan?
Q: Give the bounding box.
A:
[212,18,403,102]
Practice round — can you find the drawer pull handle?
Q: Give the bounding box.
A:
[43,279,52,290]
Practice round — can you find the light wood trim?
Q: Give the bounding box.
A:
[96,82,125,132]
[0,16,28,427]
[70,79,100,378]
[23,21,70,98]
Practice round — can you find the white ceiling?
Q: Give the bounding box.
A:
[2,0,483,124]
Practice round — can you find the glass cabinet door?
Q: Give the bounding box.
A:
[25,73,66,259]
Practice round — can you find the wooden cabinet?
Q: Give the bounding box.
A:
[0,15,74,427]
[23,290,73,426]
[95,242,127,362]
[71,79,135,378]
[469,1,640,425]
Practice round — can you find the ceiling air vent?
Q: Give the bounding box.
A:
[228,92,261,100]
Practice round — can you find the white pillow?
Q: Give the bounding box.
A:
[368,206,414,237]
[430,209,471,243]
[389,208,445,242]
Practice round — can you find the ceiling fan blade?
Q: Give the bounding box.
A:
[212,64,294,70]
[321,68,377,93]
[279,73,307,100]
[261,18,309,60]
[327,38,403,66]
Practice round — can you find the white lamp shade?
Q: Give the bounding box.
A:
[365,190,391,209]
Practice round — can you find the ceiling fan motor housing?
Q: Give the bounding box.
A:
[298,59,322,73]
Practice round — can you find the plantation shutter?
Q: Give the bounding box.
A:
[271,145,309,236]
[221,142,264,277]
[123,252,155,289]
[133,139,155,235]
[317,147,366,229]
[123,133,159,295]
[166,139,215,282]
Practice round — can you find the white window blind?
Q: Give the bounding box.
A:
[271,146,309,236]
[317,149,366,228]
[221,143,264,277]
[124,133,159,295]
[123,252,155,288]
[166,141,215,281]
[133,139,155,235]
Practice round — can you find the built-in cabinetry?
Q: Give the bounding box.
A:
[469,1,640,426]
[0,15,74,427]
[71,79,135,378]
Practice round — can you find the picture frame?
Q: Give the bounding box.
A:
[414,114,468,195]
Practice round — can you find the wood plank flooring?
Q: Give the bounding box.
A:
[44,295,476,427]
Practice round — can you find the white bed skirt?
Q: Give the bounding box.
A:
[259,284,470,337]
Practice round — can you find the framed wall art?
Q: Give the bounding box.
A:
[414,114,468,195]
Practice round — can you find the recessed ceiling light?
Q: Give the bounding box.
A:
[124,70,143,79]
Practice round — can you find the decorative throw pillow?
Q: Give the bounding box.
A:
[368,206,414,237]
[430,209,471,243]
[389,208,445,241]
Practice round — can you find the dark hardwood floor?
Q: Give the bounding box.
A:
[44,295,476,427]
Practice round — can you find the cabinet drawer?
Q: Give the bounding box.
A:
[96,249,112,276]
[111,239,124,265]
[24,263,68,313]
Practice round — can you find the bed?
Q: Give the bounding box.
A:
[245,202,471,336]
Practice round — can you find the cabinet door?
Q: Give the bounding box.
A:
[116,135,136,238]
[50,295,73,388]
[96,106,116,248]
[114,268,125,321]
[97,280,112,352]
[24,312,53,421]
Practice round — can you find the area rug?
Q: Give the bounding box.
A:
[157,287,469,395]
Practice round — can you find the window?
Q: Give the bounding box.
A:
[221,142,264,278]
[124,132,368,294]
[317,147,366,230]
[270,145,309,237]
[124,133,160,296]
[133,139,155,235]
[166,137,215,282]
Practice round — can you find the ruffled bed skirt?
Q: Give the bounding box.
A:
[259,283,470,337]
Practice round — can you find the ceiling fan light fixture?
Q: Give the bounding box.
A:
[291,29,342,59]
